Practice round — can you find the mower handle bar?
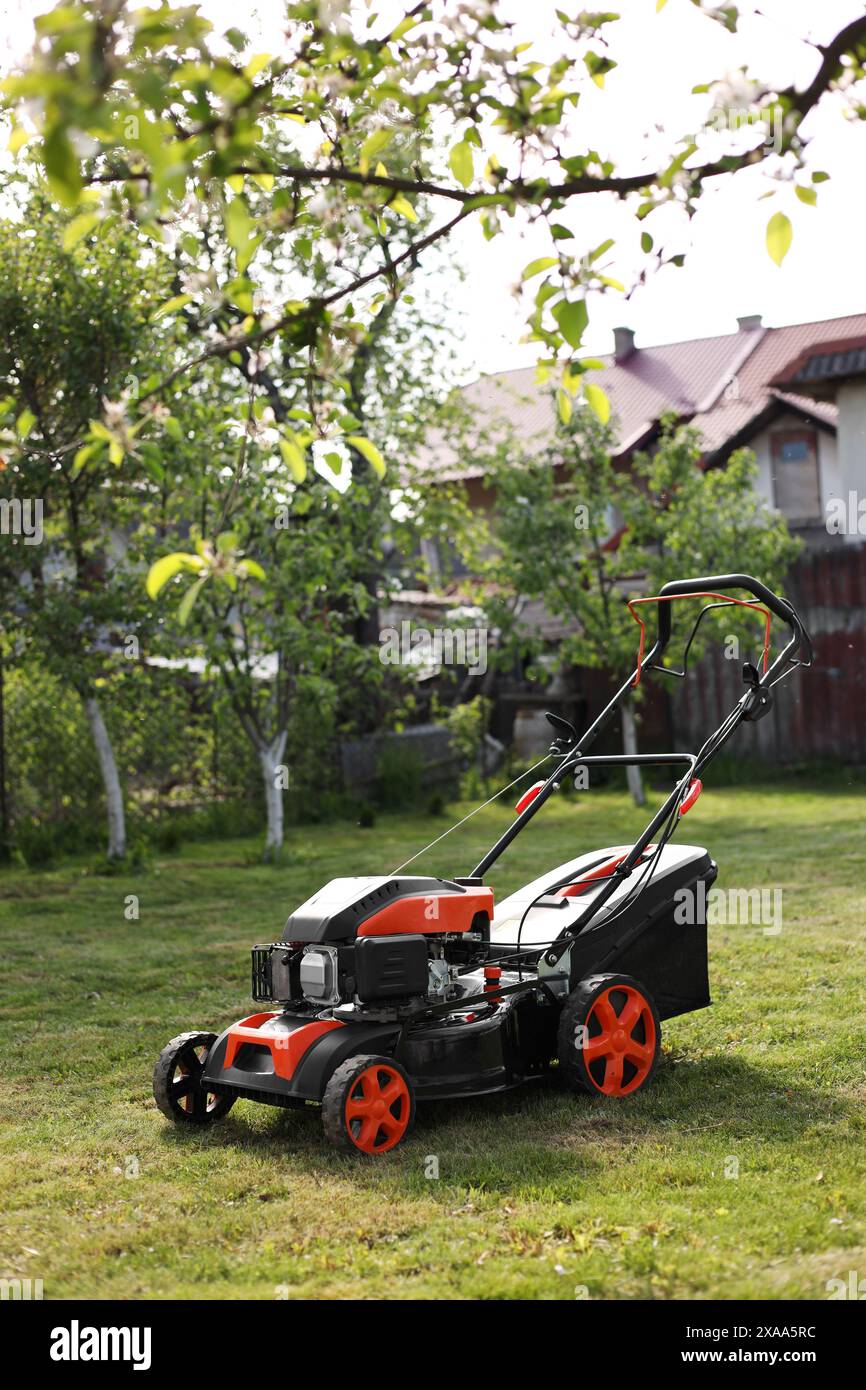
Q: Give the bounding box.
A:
[652,574,813,669]
[467,574,812,881]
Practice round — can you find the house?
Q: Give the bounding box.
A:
[420,311,866,547]
[410,311,866,764]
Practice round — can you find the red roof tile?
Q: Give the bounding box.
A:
[418,312,866,478]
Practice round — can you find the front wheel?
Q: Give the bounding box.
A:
[322,1054,415,1155]
[557,974,660,1097]
[153,1031,235,1124]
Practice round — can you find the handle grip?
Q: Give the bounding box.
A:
[655,574,813,666]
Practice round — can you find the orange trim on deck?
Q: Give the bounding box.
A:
[223,1014,343,1081]
[557,848,655,897]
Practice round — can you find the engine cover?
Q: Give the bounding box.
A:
[283,875,493,944]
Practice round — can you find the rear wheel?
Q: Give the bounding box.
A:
[557,974,660,1097]
[322,1054,415,1155]
[153,1031,235,1124]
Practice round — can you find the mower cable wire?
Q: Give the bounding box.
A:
[766,657,807,689]
[389,752,555,874]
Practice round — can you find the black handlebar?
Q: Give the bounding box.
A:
[654,573,813,668]
[469,572,812,880]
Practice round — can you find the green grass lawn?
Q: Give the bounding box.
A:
[1,785,864,1301]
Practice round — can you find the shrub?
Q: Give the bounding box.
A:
[374,740,424,810]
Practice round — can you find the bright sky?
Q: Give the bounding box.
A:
[3,0,866,377]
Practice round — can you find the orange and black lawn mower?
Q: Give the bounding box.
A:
[153,574,812,1154]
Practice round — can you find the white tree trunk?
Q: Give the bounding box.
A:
[259,730,288,859]
[83,695,126,858]
[621,699,645,807]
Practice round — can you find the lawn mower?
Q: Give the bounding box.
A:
[153,573,812,1154]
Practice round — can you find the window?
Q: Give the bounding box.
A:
[770,429,821,522]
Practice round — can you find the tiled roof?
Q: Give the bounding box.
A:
[418,312,866,478]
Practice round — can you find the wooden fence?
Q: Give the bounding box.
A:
[672,545,866,764]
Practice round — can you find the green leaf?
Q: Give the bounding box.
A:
[562,364,581,395]
[360,127,393,172]
[71,442,101,477]
[146,552,201,599]
[62,211,100,251]
[794,185,817,207]
[557,389,572,425]
[449,140,474,189]
[588,238,614,263]
[139,445,165,484]
[584,51,615,88]
[224,196,257,271]
[7,124,30,156]
[237,558,266,582]
[152,293,192,320]
[244,52,272,79]
[42,125,81,206]
[177,574,208,627]
[552,298,588,349]
[279,436,307,483]
[15,408,36,439]
[392,14,421,41]
[766,211,793,267]
[656,0,668,10]
[346,435,386,479]
[522,256,559,281]
[389,193,417,222]
[584,382,610,425]
[641,231,653,254]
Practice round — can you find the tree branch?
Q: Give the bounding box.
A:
[792,12,866,118]
[140,205,473,401]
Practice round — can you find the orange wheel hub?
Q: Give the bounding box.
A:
[583,985,656,1095]
[345,1063,411,1153]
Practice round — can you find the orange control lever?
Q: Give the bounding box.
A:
[514,781,546,816]
[679,778,703,816]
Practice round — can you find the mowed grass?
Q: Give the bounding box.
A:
[0,785,864,1301]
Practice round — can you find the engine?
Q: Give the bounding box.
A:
[251,874,493,1014]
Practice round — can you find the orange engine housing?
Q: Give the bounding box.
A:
[357,885,494,937]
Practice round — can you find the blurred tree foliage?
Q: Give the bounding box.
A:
[474,410,801,802]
